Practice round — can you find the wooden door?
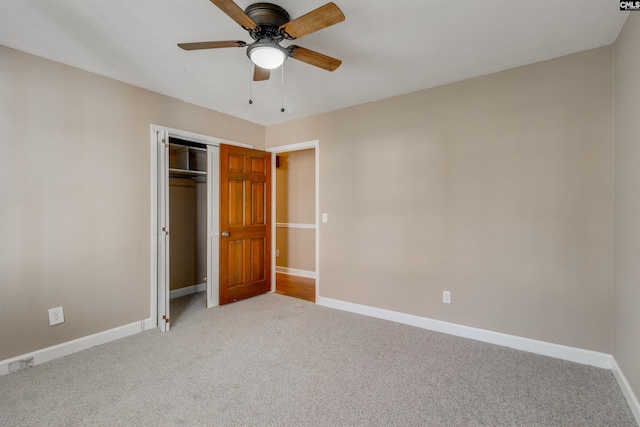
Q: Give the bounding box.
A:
[219,144,271,304]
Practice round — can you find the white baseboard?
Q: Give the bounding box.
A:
[0,318,152,377]
[316,296,612,369]
[144,316,156,330]
[170,283,206,299]
[612,357,640,424]
[275,267,316,279]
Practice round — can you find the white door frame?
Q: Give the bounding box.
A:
[267,140,320,301]
[149,124,253,330]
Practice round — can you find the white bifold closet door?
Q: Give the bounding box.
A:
[157,134,220,330]
[206,145,220,308]
[157,130,171,331]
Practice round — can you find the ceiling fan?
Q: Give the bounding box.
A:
[178,0,345,81]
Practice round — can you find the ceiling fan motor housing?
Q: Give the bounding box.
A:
[244,3,290,42]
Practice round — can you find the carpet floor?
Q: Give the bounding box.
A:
[0,292,636,426]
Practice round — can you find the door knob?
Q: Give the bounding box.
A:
[221,231,230,237]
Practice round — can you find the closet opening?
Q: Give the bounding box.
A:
[167,138,209,325]
[152,124,263,331]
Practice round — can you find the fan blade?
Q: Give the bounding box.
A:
[289,46,342,72]
[210,0,259,31]
[178,40,246,50]
[253,66,271,81]
[279,2,345,39]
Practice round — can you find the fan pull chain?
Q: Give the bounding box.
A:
[249,62,253,105]
[280,64,285,113]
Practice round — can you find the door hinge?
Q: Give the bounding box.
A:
[162,315,170,323]
[162,227,169,236]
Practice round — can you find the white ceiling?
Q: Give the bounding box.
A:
[0,1,628,126]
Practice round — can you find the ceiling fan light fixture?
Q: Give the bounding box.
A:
[247,40,288,70]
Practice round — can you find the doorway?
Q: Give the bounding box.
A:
[268,141,320,303]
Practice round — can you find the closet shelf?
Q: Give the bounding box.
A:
[169,168,206,176]
[169,143,207,174]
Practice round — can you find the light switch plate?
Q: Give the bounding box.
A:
[443,291,451,304]
[322,213,328,223]
[442,291,451,304]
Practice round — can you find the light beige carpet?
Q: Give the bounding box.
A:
[0,292,636,426]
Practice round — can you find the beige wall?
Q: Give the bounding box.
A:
[614,13,640,403]
[169,178,196,290]
[0,46,264,360]
[276,228,316,272]
[267,47,614,353]
[168,178,207,291]
[275,150,316,223]
[195,181,207,284]
[275,150,316,272]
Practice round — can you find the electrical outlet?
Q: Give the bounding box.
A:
[275,250,280,257]
[443,291,451,304]
[48,306,65,326]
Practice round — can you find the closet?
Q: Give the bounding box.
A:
[168,138,207,297]
[155,127,272,330]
